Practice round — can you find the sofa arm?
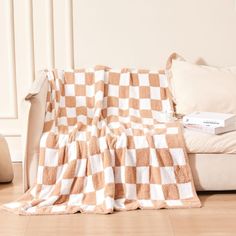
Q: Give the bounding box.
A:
[22,71,48,192]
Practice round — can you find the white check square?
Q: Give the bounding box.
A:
[138,74,150,86]
[161,99,172,113]
[119,98,129,109]
[95,70,104,83]
[76,96,86,106]
[37,166,44,184]
[75,159,87,177]
[126,149,136,166]
[169,148,186,165]
[60,179,73,195]
[107,107,119,116]
[115,166,125,183]
[68,193,83,205]
[129,86,139,99]
[66,107,76,118]
[150,184,165,200]
[67,141,77,162]
[96,188,105,205]
[86,85,95,97]
[153,134,168,148]
[129,108,140,117]
[104,167,114,184]
[125,184,137,200]
[65,84,75,96]
[95,90,103,102]
[137,167,149,184]
[108,85,119,97]
[133,136,149,148]
[75,73,85,84]
[99,136,107,152]
[159,74,168,87]
[39,185,53,199]
[150,87,161,99]
[120,73,130,86]
[116,133,127,148]
[44,148,59,167]
[167,127,178,134]
[84,175,95,193]
[89,155,104,174]
[149,148,159,167]
[140,99,151,110]
[160,167,176,184]
[60,96,65,107]
[178,183,193,199]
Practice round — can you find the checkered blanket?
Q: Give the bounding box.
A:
[3,67,200,215]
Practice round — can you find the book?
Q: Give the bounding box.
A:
[184,123,236,135]
[183,112,236,128]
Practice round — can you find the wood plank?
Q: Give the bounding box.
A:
[1,164,236,236]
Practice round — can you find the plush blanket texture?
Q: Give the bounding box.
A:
[3,67,200,215]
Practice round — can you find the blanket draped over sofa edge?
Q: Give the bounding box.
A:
[2,67,201,215]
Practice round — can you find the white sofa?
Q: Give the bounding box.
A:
[22,72,236,192]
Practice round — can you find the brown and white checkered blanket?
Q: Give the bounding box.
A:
[3,67,200,215]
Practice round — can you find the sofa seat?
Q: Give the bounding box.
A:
[183,128,236,154]
[189,153,236,191]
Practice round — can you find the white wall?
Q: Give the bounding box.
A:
[76,0,236,68]
[1,0,236,161]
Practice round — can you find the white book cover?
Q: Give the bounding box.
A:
[183,112,236,127]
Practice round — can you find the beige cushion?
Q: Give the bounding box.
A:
[167,54,236,115]
[0,135,13,182]
[184,128,236,154]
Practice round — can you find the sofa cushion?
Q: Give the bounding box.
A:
[184,127,236,154]
[167,54,236,115]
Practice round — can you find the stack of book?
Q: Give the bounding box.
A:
[183,112,236,134]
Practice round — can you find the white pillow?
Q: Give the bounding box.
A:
[168,56,236,115]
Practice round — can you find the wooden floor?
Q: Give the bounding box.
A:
[1,164,236,236]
